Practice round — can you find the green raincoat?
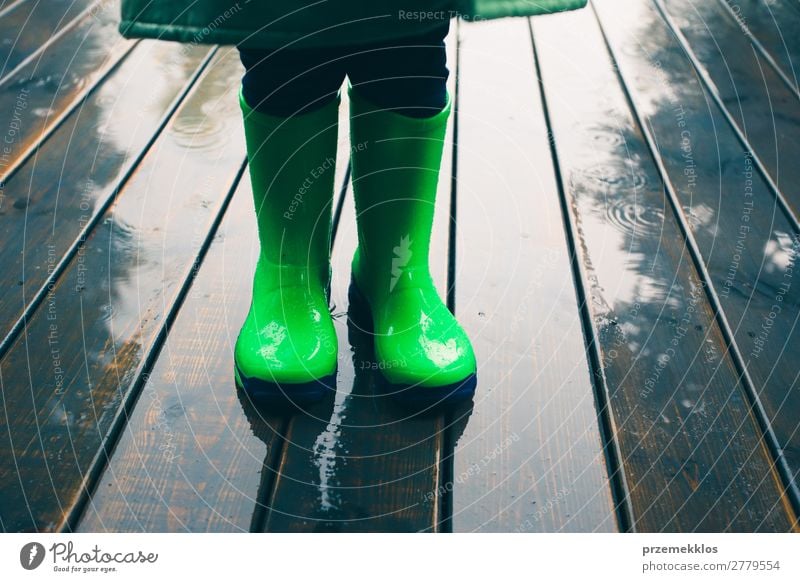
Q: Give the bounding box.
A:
[119,0,587,48]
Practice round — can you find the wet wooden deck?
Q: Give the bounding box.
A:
[1,0,799,532]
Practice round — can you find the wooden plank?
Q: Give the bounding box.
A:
[714,0,800,93]
[0,41,211,351]
[76,178,288,532]
[0,47,245,532]
[658,0,800,221]
[78,64,354,533]
[263,155,445,533]
[596,0,800,510]
[263,29,460,532]
[0,0,135,181]
[0,0,95,76]
[447,18,618,532]
[532,5,796,531]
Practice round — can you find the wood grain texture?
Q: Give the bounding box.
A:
[263,169,447,533]
[263,31,460,532]
[79,55,355,532]
[0,48,244,532]
[4,0,797,534]
[0,41,210,345]
[448,18,618,532]
[712,0,800,93]
[0,0,95,78]
[533,5,796,531]
[659,0,800,220]
[77,177,288,532]
[0,0,134,181]
[596,0,800,507]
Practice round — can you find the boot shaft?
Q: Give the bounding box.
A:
[348,86,451,300]
[239,88,339,278]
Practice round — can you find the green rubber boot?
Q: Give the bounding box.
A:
[234,87,339,404]
[347,86,477,404]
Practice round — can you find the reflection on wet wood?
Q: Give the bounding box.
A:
[0,1,134,183]
[0,48,245,532]
[533,6,795,531]
[714,0,800,93]
[263,186,446,532]
[0,0,95,76]
[449,18,618,532]
[595,0,800,515]
[658,0,800,220]
[77,179,287,532]
[3,0,799,534]
[0,41,211,347]
[263,30,459,530]
[81,64,355,533]
[263,285,448,531]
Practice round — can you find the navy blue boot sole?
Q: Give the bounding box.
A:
[234,362,336,408]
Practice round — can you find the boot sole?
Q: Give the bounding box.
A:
[234,361,336,408]
[347,275,477,406]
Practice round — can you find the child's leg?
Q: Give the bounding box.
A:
[345,21,478,403]
[238,45,347,115]
[233,46,345,402]
[346,20,450,117]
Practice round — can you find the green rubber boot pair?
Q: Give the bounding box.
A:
[234,85,476,405]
